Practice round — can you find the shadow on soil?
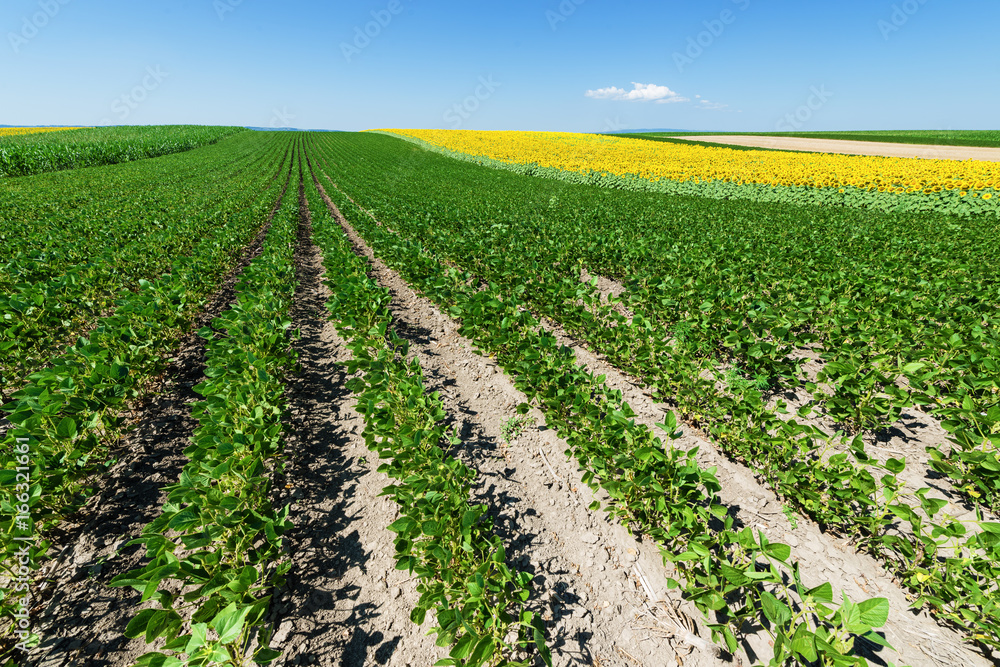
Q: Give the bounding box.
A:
[268,216,403,666]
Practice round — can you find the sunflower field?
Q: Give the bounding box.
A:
[377,129,1000,217]
[0,127,81,137]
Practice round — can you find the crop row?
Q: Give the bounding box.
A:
[382,132,1000,494]
[307,132,1000,654]
[350,134,1000,507]
[110,151,303,667]
[0,125,246,178]
[302,157,549,667]
[306,136,894,667]
[1,132,291,393]
[0,132,285,286]
[0,135,297,655]
[318,132,1000,509]
[457,219,1000,651]
[306,132,1000,654]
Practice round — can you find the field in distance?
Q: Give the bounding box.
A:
[623,129,1000,148]
[0,125,246,178]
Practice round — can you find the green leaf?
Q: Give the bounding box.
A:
[855,598,889,631]
[209,645,232,662]
[467,636,496,666]
[467,579,484,598]
[211,602,251,644]
[719,564,750,587]
[790,623,818,662]
[806,582,834,603]
[186,623,209,654]
[708,504,728,519]
[410,606,427,625]
[884,457,905,474]
[55,416,78,440]
[764,542,791,562]
[760,591,792,626]
[135,653,183,667]
[720,626,739,654]
[253,647,283,664]
[145,609,181,643]
[450,633,476,660]
[167,507,202,532]
[228,566,258,594]
[532,613,552,667]
[887,503,917,523]
[387,517,417,534]
[124,609,158,639]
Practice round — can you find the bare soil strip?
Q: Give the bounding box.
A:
[313,170,991,667]
[574,274,993,664]
[29,337,206,667]
[308,173,727,667]
[670,136,1000,162]
[264,176,441,667]
[25,174,292,667]
[538,315,990,667]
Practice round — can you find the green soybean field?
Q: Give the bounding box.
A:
[2,129,998,667]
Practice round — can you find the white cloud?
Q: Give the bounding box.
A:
[697,99,728,110]
[585,82,689,104]
[585,86,628,100]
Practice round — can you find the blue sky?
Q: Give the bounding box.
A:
[1,0,996,132]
